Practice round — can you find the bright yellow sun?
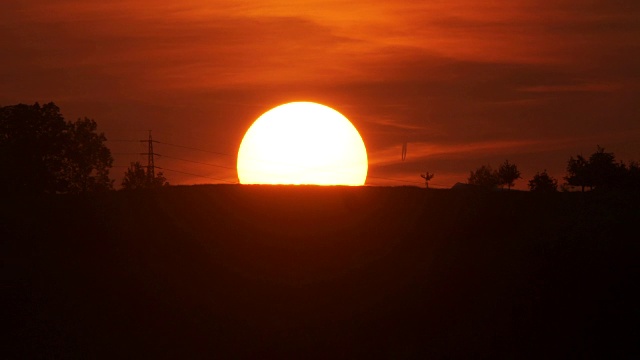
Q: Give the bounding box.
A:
[237,102,368,185]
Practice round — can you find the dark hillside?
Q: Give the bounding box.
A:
[2,186,639,359]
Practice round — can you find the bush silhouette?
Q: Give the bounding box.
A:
[468,165,500,189]
[529,170,558,192]
[121,161,169,190]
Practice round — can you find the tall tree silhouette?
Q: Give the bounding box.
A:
[468,165,500,189]
[121,161,168,190]
[565,155,591,191]
[59,118,113,192]
[0,102,113,193]
[497,159,521,190]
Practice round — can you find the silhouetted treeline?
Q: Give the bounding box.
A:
[466,147,639,192]
[0,102,113,194]
[467,160,521,190]
[565,146,640,191]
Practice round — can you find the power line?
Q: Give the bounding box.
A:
[156,166,237,184]
[366,175,423,185]
[155,141,231,157]
[160,154,236,170]
[151,140,444,186]
[143,140,373,181]
[110,133,450,187]
[115,125,469,188]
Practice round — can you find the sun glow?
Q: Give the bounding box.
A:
[237,102,368,185]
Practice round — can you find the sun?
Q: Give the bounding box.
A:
[237,102,368,185]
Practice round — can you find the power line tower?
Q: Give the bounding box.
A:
[141,130,160,185]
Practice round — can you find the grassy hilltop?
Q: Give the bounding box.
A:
[3,185,639,358]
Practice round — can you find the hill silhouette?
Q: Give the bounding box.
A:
[3,186,638,359]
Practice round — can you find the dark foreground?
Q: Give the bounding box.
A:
[2,186,639,359]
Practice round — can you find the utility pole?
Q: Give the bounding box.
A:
[141,130,160,185]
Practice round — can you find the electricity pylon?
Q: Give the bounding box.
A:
[141,130,160,185]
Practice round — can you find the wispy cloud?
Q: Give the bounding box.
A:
[519,83,623,93]
[369,139,546,167]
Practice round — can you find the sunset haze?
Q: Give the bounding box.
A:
[2,0,639,187]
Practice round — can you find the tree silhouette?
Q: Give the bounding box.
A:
[59,118,113,192]
[0,102,113,193]
[468,165,500,189]
[565,146,629,191]
[497,159,521,190]
[529,170,558,192]
[622,161,640,189]
[420,172,434,189]
[565,155,591,192]
[121,161,168,190]
[588,146,621,190]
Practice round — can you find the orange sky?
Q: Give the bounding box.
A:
[2,0,639,188]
